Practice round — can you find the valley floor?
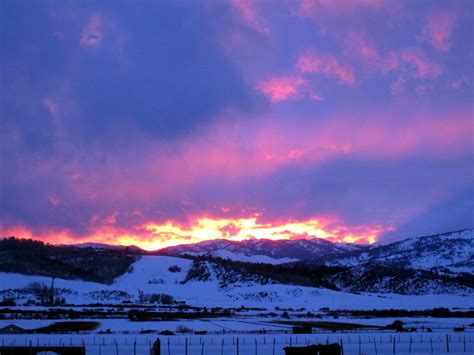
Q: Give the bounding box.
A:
[1,255,473,354]
[1,255,473,310]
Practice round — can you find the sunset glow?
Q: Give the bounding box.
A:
[1,214,386,251]
[1,0,472,248]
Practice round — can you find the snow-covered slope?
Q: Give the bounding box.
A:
[1,255,473,310]
[331,229,474,274]
[158,238,368,264]
[158,230,474,275]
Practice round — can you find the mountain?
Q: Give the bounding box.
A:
[158,229,474,275]
[329,229,474,275]
[157,237,369,264]
[154,229,474,294]
[1,229,473,297]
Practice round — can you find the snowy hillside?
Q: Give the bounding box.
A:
[2,230,473,300]
[1,255,473,310]
[330,229,474,274]
[158,230,474,276]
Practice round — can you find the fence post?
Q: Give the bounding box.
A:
[201,342,204,355]
[358,336,361,355]
[236,337,239,355]
[463,336,466,353]
[373,338,378,355]
[185,338,188,355]
[340,338,344,355]
[255,338,257,355]
[167,337,171,355]
[409,335,412,353]
[430,336,433,353]
[446,334,449,353]
[115,339,119,355]
[134,339,137,355]
[150,339,161,355]
[221,338,224,355]
[392,335,395,354]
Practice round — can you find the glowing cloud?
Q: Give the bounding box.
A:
[230,0,270,34]
[420,11,456,51]
[381,48,442,79]
[297,50,356,85]
[257,76,322,102]
[1,214,387,251]
[299,0,381,17]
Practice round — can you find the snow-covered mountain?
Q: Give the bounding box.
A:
[330,229,474,275]
[2,229,473,298]
[159,229,474,276]
[158,237,368,264]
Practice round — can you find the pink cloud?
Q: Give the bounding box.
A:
[390,76,406,96]
[420,11,456,51]
[80,14,104,48]
[381,48,442,79]
[343,30,379,60]
[257,76,305,102]
[42,97,59,116]
[399,49,442,78]
[450,76,471,90]
[257,76,322,102]
[299,0,381,17]
[230,0,270,35]
[415,84,432,95]
[77,110,471,202]
[48,196,61,208]
[297,50,356,85]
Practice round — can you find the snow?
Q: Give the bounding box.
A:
[332,229,474,275]
[1,255,473,310]
[0,331,472,354]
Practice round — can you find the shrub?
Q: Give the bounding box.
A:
[168,265,182,273]
[0,298,16,306]
[176,325,193,333]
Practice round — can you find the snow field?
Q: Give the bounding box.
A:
[2,255,474,310]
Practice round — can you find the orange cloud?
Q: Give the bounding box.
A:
[2,214,387,250]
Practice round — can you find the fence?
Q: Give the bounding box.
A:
[1,331,473,354]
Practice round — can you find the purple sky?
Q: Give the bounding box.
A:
[1,0,473,249]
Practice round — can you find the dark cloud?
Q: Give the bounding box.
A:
[381,188,474,241]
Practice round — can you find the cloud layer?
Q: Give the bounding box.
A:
[1,0,473,249]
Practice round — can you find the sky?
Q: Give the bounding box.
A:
[1,0,473,250]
